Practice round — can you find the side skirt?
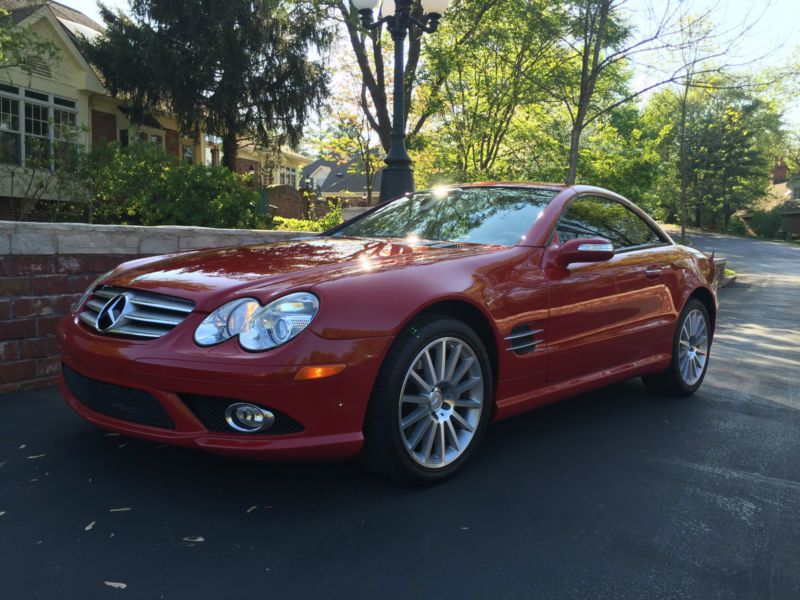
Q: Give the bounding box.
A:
[492,353,672,422]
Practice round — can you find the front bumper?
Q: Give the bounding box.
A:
[57,311,392,460]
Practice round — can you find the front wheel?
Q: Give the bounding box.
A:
[360,315,493,484]
[643,298,711,396]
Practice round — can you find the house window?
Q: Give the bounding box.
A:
[137,132,163,147]
[54,109,78,170]
[53,109,76,139]
[0,96,21,165]
[279,165,296,187]
[0,86,77,169]
[182,145,193,165]
[24,101,50,165]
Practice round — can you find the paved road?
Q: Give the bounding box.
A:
[1,233,799,599]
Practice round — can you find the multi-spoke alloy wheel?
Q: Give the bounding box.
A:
[398,337,484,468]
[678,308,709,386]
[360,315,493,483]
[642,298,712,396]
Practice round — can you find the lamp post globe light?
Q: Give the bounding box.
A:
[350,0,451,202]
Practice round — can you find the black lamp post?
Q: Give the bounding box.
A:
[350,0,451,202]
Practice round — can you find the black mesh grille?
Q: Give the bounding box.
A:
[62,365,175,429]
[180,394,304,435]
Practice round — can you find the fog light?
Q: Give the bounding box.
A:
[224,402,275,433]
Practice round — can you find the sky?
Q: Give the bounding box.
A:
[65,0,800,127]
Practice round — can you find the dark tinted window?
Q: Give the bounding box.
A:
[332,187,558,246]
[556,196,662,250]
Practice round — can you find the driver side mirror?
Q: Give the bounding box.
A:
[554,238,614,267]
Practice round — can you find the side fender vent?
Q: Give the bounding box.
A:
[504,325,544,355]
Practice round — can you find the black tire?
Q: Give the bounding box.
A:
[359,314,494,484]
[642,298,711,396]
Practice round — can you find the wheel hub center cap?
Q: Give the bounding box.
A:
[429,387,444,411]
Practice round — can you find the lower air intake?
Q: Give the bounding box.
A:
[62,364,175,429]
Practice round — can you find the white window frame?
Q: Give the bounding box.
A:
[0,84,78,170]
[279,164,297,188]
[0,93,22,165]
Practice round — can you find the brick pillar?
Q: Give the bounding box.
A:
[165,130,180,158]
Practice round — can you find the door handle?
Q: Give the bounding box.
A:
[644,267,662,279]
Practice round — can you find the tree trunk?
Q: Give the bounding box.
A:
[222,131,238,172]
[565,125,582,185]
[677,79,691,244]
[723,198,730,231]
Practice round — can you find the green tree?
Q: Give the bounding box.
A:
[577,105,663,206]
[688,88,777,229]
[642,83,780,230]
[85,0,332,170]
[415,0,563,182]
[329,0,502,153]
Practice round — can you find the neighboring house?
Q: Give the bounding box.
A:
[0,0,310,207]
[301,158,382,205]
[788,172,800,202]
[782,172,800,238]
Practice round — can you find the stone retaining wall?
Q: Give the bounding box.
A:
[0,221,300,392]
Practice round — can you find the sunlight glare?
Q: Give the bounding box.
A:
[432,186,449,199]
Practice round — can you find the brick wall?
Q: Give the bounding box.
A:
[91,110,117,145]
[268,185,308,219]
[0,221,300,393]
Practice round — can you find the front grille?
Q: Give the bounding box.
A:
[78,286,195,339]
[180,394,304,435]
[63,364,175,429]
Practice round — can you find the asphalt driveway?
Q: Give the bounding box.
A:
[1,232,799,599]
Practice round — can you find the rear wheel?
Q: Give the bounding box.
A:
[360,315,493,484]
[642,298,711,396]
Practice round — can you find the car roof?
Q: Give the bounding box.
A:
[452,181,568,191]
[438,182,632,202]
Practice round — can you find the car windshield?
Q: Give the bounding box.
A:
[330,187,558,246]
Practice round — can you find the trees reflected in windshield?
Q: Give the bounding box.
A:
[333,187,558,246]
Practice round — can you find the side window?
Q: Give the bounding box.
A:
[556,196,662,250]
[617,204,662,248]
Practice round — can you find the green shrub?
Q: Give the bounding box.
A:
[88,142,258,228]
[726,219,747,236]
[311,197,343,231]
[272,216,325,232]
[272,197,344,232]
[748,208,782,239]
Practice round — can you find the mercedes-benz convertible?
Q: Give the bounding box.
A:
[58,184,716,482]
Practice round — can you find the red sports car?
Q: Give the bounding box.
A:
[58,184,716,482]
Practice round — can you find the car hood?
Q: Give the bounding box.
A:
[104,236,501,310]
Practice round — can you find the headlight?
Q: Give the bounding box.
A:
[73,270,113,311]
[194,298,260,346]
[194,292,319,351]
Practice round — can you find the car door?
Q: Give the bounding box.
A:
[599,202,678,365]
[543,195,673,383]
